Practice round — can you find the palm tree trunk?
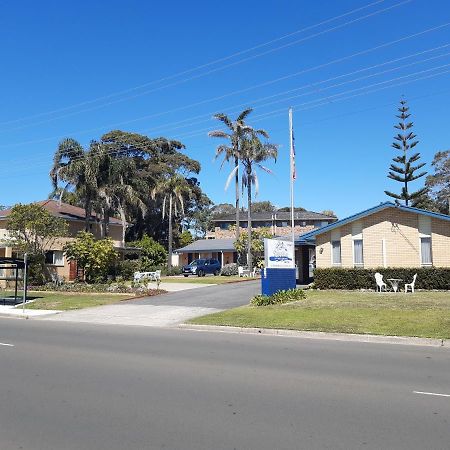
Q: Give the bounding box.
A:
[168,194,173,269]
[234,156,240,240]
[118,203,127,245]
[246,168,252,272]
[84,200,91,232]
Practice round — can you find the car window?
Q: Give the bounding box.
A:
[190,259,205,266]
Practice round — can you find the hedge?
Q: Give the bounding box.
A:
[313,267,450,290]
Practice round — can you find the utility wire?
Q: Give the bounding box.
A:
[0,0,411,131]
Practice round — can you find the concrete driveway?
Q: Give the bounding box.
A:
[43,280,259,327]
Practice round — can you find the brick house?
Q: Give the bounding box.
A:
[295,202,450,283]
[207,210,337,239]
[175,238,237,267]
[0,200,126,283]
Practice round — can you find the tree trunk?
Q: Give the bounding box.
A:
[247,168,252,272]
[118,203,127,245]
[168,194,173,269]
[84,200,91,232]
[234,156,240,241]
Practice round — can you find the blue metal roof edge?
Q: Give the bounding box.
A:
[295,202,450,243]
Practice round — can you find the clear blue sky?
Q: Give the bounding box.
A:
[1,0,449,218]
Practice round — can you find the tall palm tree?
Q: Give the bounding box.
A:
[209,109,255,240]
[50,138,103,231]
[240,134,278,271]
[151,175,193,268]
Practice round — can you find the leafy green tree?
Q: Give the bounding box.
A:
[179,230,194,248]
[425,150,450,214]
[384,99,427,206]
[64,232,117,282]
[6,203,68,255]
[240,134,277,271]
[251,201,277,213]
[6,203,68,284]
[128,234,167,268]
[151,175,194,268]
[234,228,272,268]
[209,108,267,240]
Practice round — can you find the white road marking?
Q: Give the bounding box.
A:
[0,342,14,347]
[413,391,450,398]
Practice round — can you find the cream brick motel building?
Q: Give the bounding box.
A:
[296,202,450,283]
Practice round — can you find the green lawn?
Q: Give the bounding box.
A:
[161,275,257,284]
[17,291,135,311]
[189,290,450,339]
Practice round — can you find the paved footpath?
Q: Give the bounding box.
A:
[42,280,259,327]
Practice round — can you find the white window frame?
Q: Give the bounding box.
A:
[331,240,341,266]
[46,250,64,267]
[418,215,432,266]
[419,236,432,266]
[352,238,364,267]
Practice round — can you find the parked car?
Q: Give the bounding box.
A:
[182,258,221,277]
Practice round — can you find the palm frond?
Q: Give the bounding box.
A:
[224,165,239,191]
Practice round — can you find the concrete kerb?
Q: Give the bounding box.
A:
[178,324,447,348]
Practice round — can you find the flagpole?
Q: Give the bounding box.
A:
[289,107,295,246]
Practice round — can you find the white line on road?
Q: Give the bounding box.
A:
[413,391,450,398]
[0,342,14,347]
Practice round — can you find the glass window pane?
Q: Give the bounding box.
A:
[332,241,341,265]
[421,237,432,265]
[354,239,364,266]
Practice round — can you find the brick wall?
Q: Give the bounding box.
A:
[315,209,450,268]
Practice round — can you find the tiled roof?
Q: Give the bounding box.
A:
[0,199,123,225]
[212,210,336,222]
[175,238,236,253]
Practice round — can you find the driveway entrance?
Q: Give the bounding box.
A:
[42,281,259,328]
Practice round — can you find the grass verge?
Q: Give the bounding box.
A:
[15,291,136,311]
[189,290,450,339]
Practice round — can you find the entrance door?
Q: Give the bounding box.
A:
[69,260,77,281]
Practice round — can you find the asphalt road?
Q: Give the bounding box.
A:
[1,318,449,450]
[133,279,260,308]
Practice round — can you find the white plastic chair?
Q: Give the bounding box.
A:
[375,272,387,292]
[405,273,417,293]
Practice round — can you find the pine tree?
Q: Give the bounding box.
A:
[384,99,427,206]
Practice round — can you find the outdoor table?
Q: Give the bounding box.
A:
[387,278,403,293]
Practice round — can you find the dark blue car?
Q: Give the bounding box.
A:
[182,258,221,277]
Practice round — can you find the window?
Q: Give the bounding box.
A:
[420,237,432,265]
[353,239,364,267]
[332,240,341,265]
[45,250,64,266]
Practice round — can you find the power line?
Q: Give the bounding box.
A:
[3,74,450,178]
[0,0,411,131]
[2,21,448,148]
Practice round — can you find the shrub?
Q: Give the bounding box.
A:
[221,263,238,276]
[115,259,141,280]
[251,288,306,306]
[28,282,167,296]
[162,266,182,276]
[313,267,450,290]
[127,235,167,267]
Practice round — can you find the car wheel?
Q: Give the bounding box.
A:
[197,270,204,277]
[184,274,189,277]
[214,270,220,276]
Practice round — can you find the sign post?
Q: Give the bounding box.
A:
[261,239,296,296]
